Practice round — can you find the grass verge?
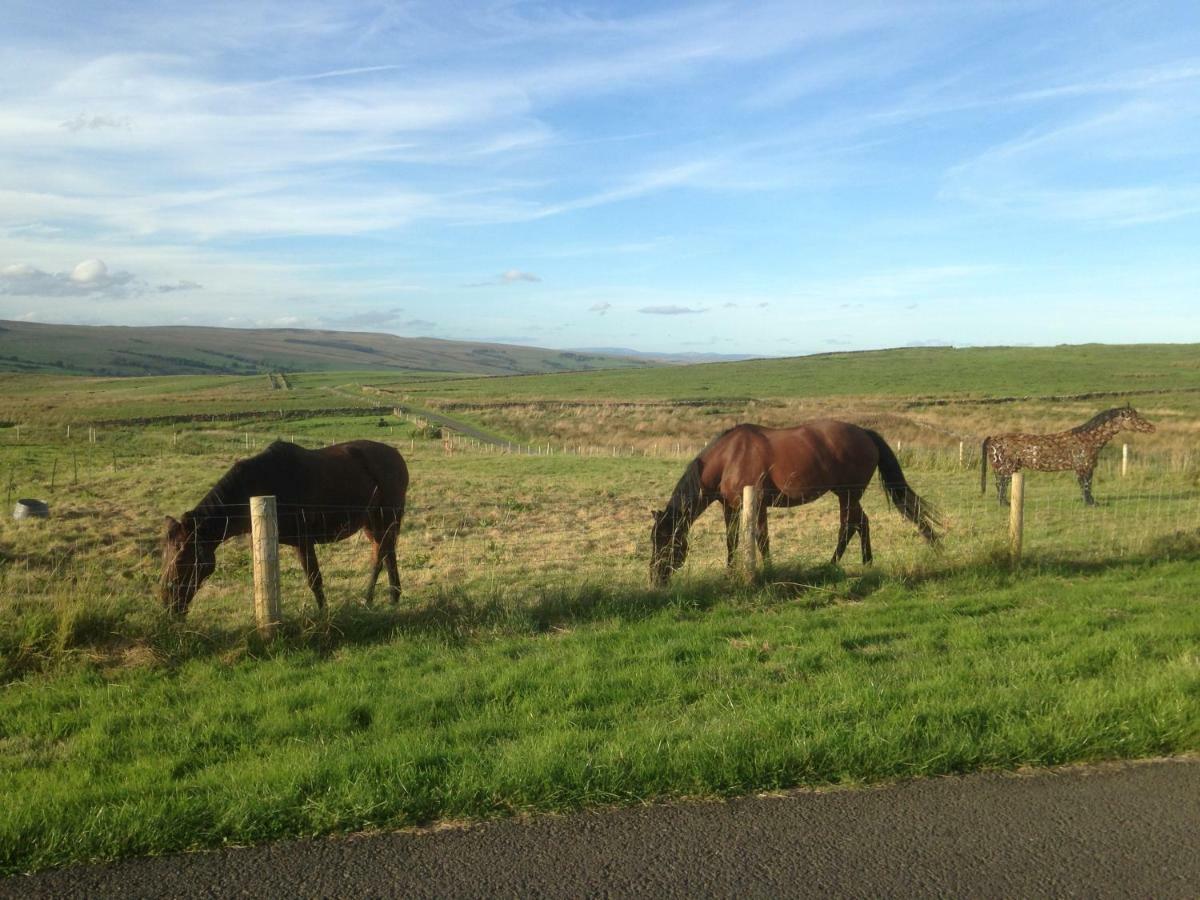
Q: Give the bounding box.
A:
[2,556,1199,875]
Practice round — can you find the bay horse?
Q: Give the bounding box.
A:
[650,421,942,585]
[161,440,408,615]
[981,405,1154,506]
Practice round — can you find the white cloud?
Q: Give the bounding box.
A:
[0,258,139,298]
[70,258,108,283]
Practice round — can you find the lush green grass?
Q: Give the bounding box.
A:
[2,556,1198,875]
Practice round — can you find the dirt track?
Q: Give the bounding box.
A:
[5,756,1197,898]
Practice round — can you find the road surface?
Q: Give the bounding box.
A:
[3,757,1197,898]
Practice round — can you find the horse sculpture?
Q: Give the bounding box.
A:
[649,421,942,585]
[980,405,1155,506]
[161,439,408,615]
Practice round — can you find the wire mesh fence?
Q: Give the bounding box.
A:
[2,427,1198,630]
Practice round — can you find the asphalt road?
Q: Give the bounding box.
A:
[4,757,1197,899]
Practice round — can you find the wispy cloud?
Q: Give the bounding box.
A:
[501,269,541,283]
[61,114,131,133]
[639,304,707,315]
[321,307,407,328]
[156,279,202,293]
[942,68,1200,226]
[466,269,542,287]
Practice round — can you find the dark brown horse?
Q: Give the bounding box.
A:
[650,421,941,585]
[161,440,408,615]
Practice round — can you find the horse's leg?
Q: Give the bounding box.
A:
[849,492,872,564]
[756,501,770,564]
[996,473,1010,506]
[381,513,402,604]
[294,542,326,610]
[384,546,401,604]
[363,515,385,607]
[831,491,853,564]
[1077,467,1096,505]
[363,507,403,605]
[363,544,384,607]
[723,502,738,569]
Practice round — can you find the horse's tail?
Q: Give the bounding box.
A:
[980,436,991,495]
[348,443,409,529]
[864,429,942,543]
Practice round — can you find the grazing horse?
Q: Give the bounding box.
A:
[161,440,408,615]
[981,405,1155,506]
[649,421,942,585]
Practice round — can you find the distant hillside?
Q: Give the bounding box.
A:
[0,321,651,377]
[390,343,1200,402]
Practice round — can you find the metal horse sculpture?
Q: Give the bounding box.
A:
[981,405,1155,506]
[161,439,408,615]
[649,421,942,585]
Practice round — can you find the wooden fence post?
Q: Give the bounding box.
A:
[740,484,760,580]
[250,495,282,638]
[1122,443,1129,477]
[958,440,964,468]
[1009,472,1025,562]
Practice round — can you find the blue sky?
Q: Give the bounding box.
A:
[1,1,1198,355]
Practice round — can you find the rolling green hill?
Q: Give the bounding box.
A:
[379,343,1200,402]
[0,320,650,377]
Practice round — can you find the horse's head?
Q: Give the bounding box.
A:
[1118,406,1156,434]
[650,508,688,586]
[160,512,216,615]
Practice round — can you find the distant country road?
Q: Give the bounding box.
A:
[4,757,1197,899]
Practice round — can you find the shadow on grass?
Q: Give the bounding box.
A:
[759,560,888,607]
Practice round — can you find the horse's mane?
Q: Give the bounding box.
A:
[193,440,294,516]
[666,425,747,517]
[1070,407,1125,434]
[665,458,705,518]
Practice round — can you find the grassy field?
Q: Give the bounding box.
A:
[1,345,1199,875]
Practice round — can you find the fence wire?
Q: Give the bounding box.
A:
[2,438,1198,620]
